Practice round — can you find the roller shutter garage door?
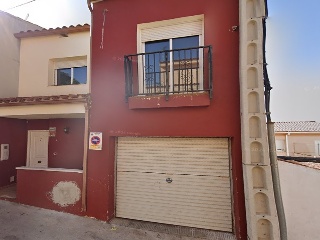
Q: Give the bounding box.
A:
[116,137,232,232]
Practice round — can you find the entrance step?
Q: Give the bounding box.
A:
[110,218,236,240]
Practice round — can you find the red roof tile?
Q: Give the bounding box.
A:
[275,121,320,132]
[14,24,90,39]
[0,94,90,106]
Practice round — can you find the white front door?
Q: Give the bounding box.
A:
[27,131,49,168]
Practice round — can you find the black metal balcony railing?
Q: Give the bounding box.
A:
[124,46,212,101]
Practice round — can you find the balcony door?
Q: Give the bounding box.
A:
[143,35,201,95]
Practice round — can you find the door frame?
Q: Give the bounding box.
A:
[26,130,49,168]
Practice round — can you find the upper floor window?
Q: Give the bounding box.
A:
[56,66,87,86]
[49,56,87,86]
[144,35,200,93]
[124,15,212,100]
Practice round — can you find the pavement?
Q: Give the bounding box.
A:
[0,200,203,240]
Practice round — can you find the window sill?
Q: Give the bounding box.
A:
[49,84,87,87]
[128,92,210,109]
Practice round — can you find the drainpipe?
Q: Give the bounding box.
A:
[84,0,94,212]
[82,103,90,211]
[267,123,287,240]
[285,133,290,156]
[262,4,288,239]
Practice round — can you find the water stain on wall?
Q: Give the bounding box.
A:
[50,181,81,207]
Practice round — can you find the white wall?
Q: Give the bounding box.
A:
[0,11,42,98]
[18,31,90,97]
[276,133,320,157]
[0,103,85,119]
[279,160,320,240]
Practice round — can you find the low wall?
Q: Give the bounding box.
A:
[279,160,320,240]
[16,168,84,216]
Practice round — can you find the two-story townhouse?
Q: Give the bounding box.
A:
[0,1,283,239]
[0,24,90,215]
[85,0,281,239]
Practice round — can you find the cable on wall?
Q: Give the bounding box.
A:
[100,9,108,49]
[6,0,37,10]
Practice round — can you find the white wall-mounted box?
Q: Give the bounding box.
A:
[0,144,9,161]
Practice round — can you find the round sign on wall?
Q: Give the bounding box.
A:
[89,132,102,150]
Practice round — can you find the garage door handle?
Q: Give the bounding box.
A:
[166,178,173,183]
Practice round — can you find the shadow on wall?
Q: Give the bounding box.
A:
[0,118,27,188]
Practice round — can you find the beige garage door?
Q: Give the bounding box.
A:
[116,137,232,232]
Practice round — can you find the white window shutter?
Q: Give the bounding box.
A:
[54,57,87,69]
[139,15,203,43]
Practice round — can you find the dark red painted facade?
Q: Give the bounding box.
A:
[17,169,83,215]
[27,119,85,169]
[0,118,27,188]
[89,0,246,238]
[0,118,84,186]
[0,117,85,213]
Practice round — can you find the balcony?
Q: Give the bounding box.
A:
[124,46,212,103]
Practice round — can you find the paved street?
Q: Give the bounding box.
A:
[0,200,204,240]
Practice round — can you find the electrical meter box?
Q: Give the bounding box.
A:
[0,144,9,161]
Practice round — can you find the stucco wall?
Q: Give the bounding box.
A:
[0,117,84,188]
[17,169,83,215]
[0,117,27,188]
[0,11,42,98]
[90,0,245,238]
[0,103,85,119]
[278,160,320,240]
[27,118,84,169]
[18,31,90,97]
[275,133,320,157]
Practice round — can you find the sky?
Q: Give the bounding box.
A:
[267,0,320,122]
[0,0,90,27]
[0,0,319,122]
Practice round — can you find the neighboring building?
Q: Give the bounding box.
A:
[0,24,90,215]
[0,10,42,98]
[275,121,320,157]
[278,157,320,240]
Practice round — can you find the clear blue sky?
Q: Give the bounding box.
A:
[267,0,320,122]
[1,0,319,122]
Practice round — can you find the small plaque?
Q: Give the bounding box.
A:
[49,127,56,137]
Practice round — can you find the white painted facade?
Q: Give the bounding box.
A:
[0,103,85,119]
[18,31,90,97]
[278,160,320,240]
[0,11,42,98]
[276,132,320,157]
